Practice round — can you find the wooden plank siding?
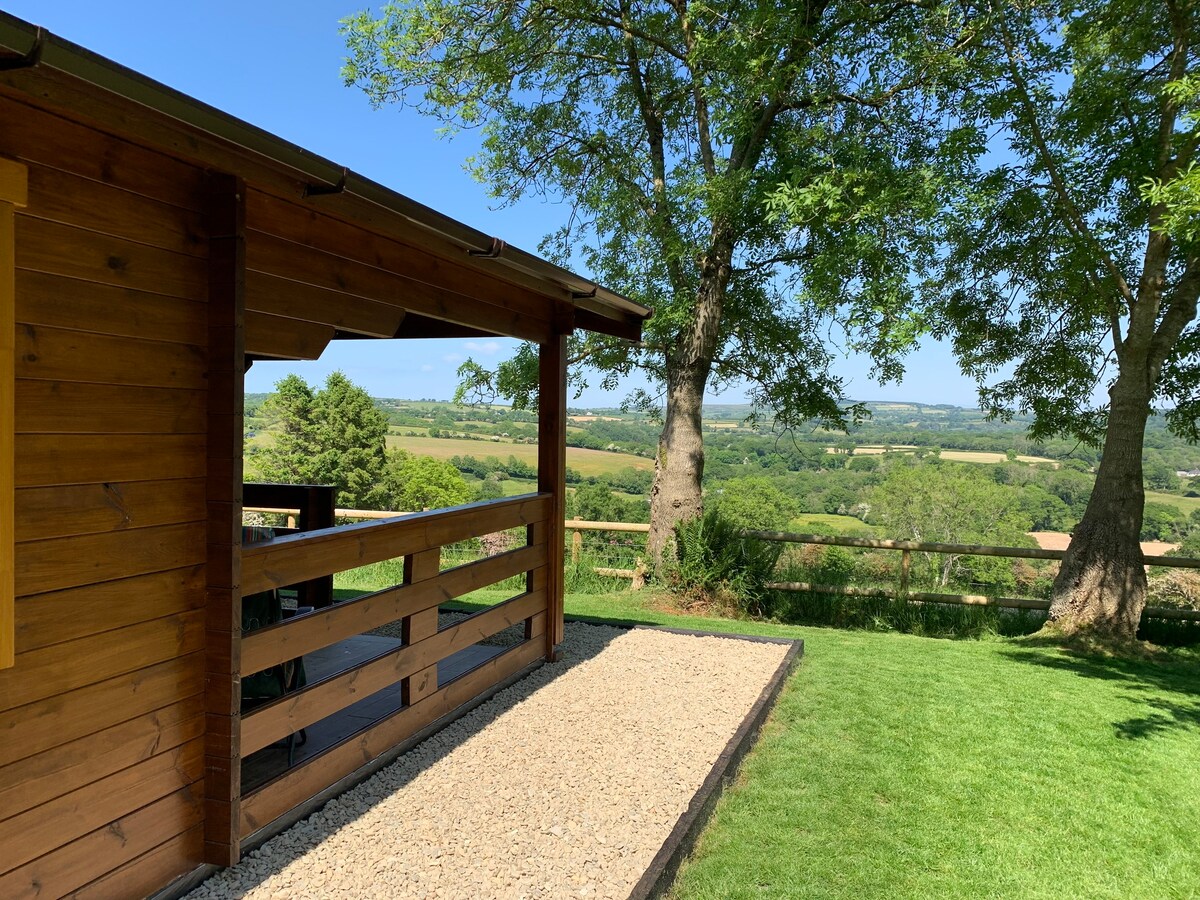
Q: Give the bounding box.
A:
[0,91,209,895]
[0,157,25,671]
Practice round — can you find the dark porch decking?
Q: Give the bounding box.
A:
[241,630,506,793]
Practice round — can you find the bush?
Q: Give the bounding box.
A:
[668,508,783,615]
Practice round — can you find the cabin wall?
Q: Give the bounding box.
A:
[0,91,210,897]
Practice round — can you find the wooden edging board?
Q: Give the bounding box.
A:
[624,624,805,900]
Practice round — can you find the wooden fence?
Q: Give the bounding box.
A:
[744,529,1200,623]
[237,493,553,839]
[241,508,1200,623]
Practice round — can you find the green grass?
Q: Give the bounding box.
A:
[321,575,1200,898]
[1147,490,1200,514]
[545,592,1200,899]
[383,433,654,477]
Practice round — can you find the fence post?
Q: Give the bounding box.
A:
[571,517,582,564]
[900,549,911,595]
[401,548,441,707]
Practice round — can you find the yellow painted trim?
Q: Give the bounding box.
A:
[0,157,27,208]
[0,160,23,668]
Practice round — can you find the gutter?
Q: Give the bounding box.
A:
[0,12,651,323]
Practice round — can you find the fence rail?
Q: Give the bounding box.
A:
[746,529,1200,623]
[242,508,1200,623]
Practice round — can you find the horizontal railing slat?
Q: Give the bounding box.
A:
[241,543,547,674]
[241,589,547,755]
[239,633,546,840]
[241,493,551,595]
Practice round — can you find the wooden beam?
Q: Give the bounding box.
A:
[393,313,499,340]
[573,307,643,342]
[241,591,544,755]
[240,543,546,673]
[244,310,334,360]
[245,270,406,338]
[203,171,244,866]
[538,334,568,658]
[0,157,26,670]
[245,230,554,344]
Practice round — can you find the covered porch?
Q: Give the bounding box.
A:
[0,10,650,897]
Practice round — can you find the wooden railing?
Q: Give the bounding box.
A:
[746,530,1200,623]
[237,493,553,838]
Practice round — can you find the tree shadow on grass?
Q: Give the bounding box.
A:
[999,637,1200,741]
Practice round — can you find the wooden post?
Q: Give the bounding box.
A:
[299,484,336,608]
[401,548,440,705]
[900,549,911,595]
[571,517,582,564]
[538,333,568,659]
[0,159,23,670]
[204,172,246,866]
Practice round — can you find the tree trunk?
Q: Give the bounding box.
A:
[1047,370,1151,640]
[645,236,732,563]
[646,361,710,561]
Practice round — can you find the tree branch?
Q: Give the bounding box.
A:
[992,4,1137,311]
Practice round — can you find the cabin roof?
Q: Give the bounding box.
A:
[0,11,652,341]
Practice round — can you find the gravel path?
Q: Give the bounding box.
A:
[188,623,790,900]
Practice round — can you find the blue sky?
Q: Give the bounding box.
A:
[11,1,980,408]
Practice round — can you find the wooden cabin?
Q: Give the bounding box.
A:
[0,12,649,899]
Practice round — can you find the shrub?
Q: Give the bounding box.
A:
[668,508,783,615]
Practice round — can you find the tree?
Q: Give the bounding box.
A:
[342,0,970,561]
[868,462,1033,587]
[252,372,388,508]
[377,450,472,510]
[930,0,1200,639]
[711,477,800,531]
[253,373,317,484]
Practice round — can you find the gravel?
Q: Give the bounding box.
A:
[187,623,790,900]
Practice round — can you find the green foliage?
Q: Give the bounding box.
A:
[342,0,975,545]
[868,461,1034,587]
[669,508,783,615]
[928,1,1200,445]
[709,477,800,531]
[252,372,387,508]
[1141,501,1188,543]
[376,449,472,511]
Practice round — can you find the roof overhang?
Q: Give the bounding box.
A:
[0,12,652,343]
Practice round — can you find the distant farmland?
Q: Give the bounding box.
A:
[826,445,1057,466]
[386,435,653,477]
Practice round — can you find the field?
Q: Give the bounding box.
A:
[1146,490,1200,515]
[827,445,1057,465]
[786,513,874,535]
[385,434,653,476]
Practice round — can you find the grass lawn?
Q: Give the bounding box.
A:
[542,592,1200,899]
[1147,490,1200,515]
